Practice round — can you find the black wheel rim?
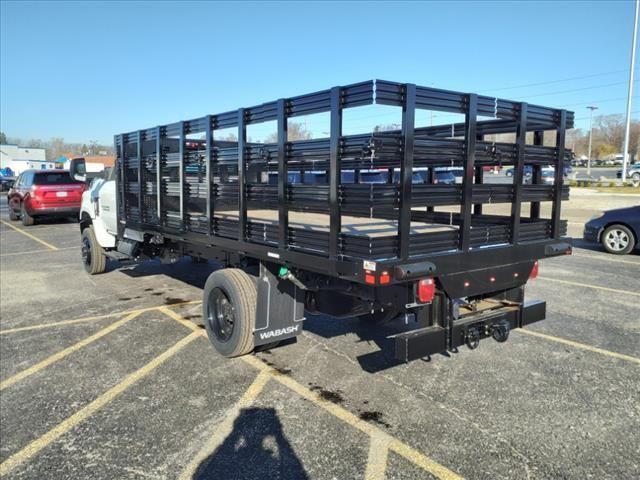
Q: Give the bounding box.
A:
[82,237,91,267]
[207,288,235,342]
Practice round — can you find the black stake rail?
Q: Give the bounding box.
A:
[116,79,573,280]
[511,103,527,244]
[459,94,477,252]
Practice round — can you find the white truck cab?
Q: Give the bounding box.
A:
[72,159,118,273]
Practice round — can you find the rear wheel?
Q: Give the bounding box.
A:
[9,208,18,221]
[202,269,257,357]
[21,204,35,226]
[631,173,640,188]
[601,224,635,255]
[81,226,107,274]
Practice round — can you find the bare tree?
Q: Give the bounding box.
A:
[264,122,311,143]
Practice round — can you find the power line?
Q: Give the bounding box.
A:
[480,69,630,93]
[519,81,637,100]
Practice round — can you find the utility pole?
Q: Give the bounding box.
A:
[587,106,598,176]
[622,0,639,183]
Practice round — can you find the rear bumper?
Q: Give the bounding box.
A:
[25,205,80,216]
[393,300,546,362]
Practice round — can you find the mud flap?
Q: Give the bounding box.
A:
[254,262,305,346]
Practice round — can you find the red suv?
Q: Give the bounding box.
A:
[8,170,86,226]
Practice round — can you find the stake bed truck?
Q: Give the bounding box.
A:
[72,80,572,362]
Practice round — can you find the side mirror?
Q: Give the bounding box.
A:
[70,158,87,183]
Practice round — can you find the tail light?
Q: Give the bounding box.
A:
[529,261,539,280]
[364,270,376,285]
[417,277,435,303]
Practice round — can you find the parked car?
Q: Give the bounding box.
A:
[0,176,15,192]
[505,166,533,177]
[616,163,640,187]
[505,165,570,178]
[8,170,87,226]
[583,206,640,255]
[442,166,464,184]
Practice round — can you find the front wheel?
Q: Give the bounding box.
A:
[601,224,635,255]
[81,226,107,274]
[202,269,257,357]
[630,173,640,188]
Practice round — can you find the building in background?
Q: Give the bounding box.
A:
[60,153,115,174]
[0,144,52,174]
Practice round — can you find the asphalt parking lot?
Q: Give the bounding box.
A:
[0,193,638,480]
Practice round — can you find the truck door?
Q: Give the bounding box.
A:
[98,180,118,235]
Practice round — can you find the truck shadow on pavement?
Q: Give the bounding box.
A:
[119,257,218,288]
[303,314,455,373]
[192,407,309,480]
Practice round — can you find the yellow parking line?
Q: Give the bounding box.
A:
[159,309,463,480]
[0,312,141,391]
[365,432,391,480]
[0,331,200,477]
[518,329,640,365]
[0,301,201,335]
[159,306,201,331]
[178,372,271,480]
[538,276,640,297]
[243,355,464,480]
[0,246,77,257]
[0,220,59,250]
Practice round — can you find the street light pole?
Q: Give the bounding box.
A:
[587,106,598,176]
[622,0,639,182]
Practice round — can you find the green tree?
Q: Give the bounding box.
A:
[0,132,7,144]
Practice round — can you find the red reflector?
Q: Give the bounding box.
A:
[529,261,539,280]
[417,278,435,303]
[365,271,376,285]
[379,271,391,285]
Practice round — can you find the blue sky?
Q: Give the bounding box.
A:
[1,0,637,144]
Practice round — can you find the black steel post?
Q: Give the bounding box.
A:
[179,121,185,228]
[511,103,528,244]
[459,94,478,252]
[277,99,289,248]
[329,87,342,260]
[552,110,567,238]
[530,130,544,219]
[117,134,125,235]
[399,83,416,261]
[237,108,247,241]
[156,127,162,225]
[137,131,143,223]
[205,115,213,236]
[427,167,434,213]
[473,133,484,215]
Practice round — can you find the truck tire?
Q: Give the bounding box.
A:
[82,226,107,274]
[202,268,257,357]
[21,204,35,226]
[601,224,635,255]
[9,208,18,221]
